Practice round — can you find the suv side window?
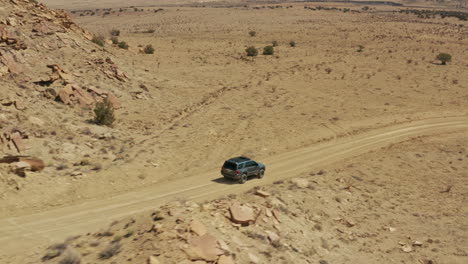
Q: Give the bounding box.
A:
[237,163,245,169]
[246,161,257,167]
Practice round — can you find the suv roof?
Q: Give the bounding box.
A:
[227,156,251,163]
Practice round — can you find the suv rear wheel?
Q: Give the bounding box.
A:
[239,174,248,184]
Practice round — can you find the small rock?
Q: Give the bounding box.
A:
[218,255,234,264]
[148,256,161,264]
[291,178,309,188]
[401,244,412,253]
[412,240,423,247]
[248,252,260,264]
[190,219,207,236]
[255,190,270,198]
[266,230,279,242]
[28,116,45,126]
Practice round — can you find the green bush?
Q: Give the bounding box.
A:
[245,46,258,57]
[249,31,257,37]
[110,36,119,44]
[118,41,129,49]
[94,99,115,126]
[436,53,452,65]
[144,44,155,54]
[91,35,105,47]
[263,45,274,55]
[110,29,120,36]
[289,41,296,47]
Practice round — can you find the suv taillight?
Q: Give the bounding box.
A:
[235,170,239,174]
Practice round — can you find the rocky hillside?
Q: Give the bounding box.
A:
[0,0,139,212]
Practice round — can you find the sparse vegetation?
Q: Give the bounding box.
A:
[289,41,296,47]
[59,250,81,264]
[401,9,467,21]
[143,44,155,54]
[99,242,121,259]
[245,46,258,57]
[118,41,129,50]
[94,99,115,126]
[110,29,120,36]
[272,40,279,47]
[91,35,105,47]
[263,45,274,55]
[249,30,257,37]
[110,36,119,45]
[357,45,364,52]
[436,53,452,65]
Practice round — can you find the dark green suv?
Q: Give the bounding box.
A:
[221,156,266,184]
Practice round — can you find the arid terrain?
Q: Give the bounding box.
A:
[0,0,467,263]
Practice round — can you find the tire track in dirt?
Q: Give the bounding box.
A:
[0,116,467,258]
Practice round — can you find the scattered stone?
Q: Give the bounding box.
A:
[413,240,423,247]
[185,234,223,261]
[147,256,161,264]
[401,244,413,253]
[190,219,207,236]
[218,255,234,264]
[248,252,260,264]
[291,178,309,188]
[266,230,279,242]
[255,190,270,198]
[229,204,255,225]
[28,116,45,126]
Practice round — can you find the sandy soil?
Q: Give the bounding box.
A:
[0,0,467,263]
[2,122,466,263]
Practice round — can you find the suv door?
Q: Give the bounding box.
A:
[245,161,258,176]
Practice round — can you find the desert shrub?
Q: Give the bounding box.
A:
[249,30,257,37]
[272,40,279,47]
[325,68,332,74]
[245,46,258,57]
[91,35,105,47]
[289,41,296,47]
[357,45,364,52]
[118,41,129,49]
[110,36,119,44]
[99,242,121,259]
[143,29,156,33]
[59,250,81,264]
[362,6,369,11]
[94,99,115,126]
[263,45,274,55]
[110,29,120,36]
[42,243,67,261]
[436,53,452,65]
[144,44,155,54]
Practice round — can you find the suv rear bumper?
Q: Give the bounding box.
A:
[221,171,240,179]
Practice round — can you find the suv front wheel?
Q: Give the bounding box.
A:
[239,174,248,184]
[258,169,265,179]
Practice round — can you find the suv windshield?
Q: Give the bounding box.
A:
[223,161,237,170]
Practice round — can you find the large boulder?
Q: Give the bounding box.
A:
[229,204,255,225]
[184,234,223,261]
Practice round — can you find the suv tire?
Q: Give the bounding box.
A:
[239,174,248,184]
[258,169,265,179]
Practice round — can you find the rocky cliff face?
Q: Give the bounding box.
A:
[0,0,133,203]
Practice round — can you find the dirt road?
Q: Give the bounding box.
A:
[0,116,467,260]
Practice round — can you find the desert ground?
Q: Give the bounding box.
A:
[0,0,467,263]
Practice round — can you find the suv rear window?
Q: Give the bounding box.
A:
[223,161,237,170]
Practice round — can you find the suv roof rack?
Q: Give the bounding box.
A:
[229,156,251,163]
